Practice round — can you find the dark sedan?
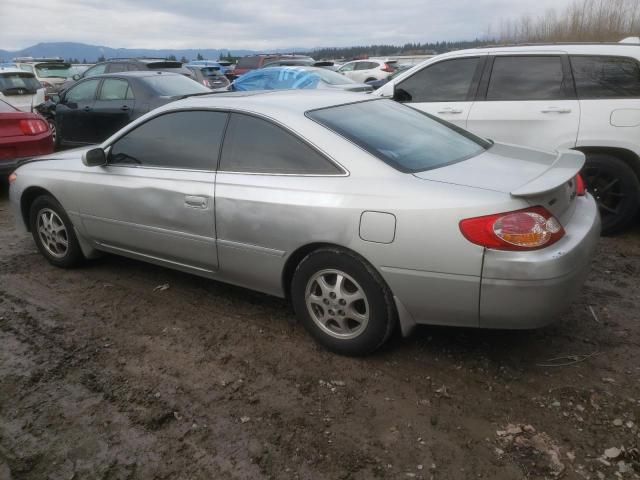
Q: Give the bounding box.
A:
[52,71,209,147]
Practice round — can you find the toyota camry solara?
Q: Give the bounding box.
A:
[9,90,600,355]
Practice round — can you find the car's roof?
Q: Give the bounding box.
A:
[438,43,640,57]
[164,89,376,116]
[90,71,184,79]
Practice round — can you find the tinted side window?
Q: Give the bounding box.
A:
[66,79,100,102]
[487,56,568,101]
[397,57,480,102]
[220,114,341,175]
[110,111,228,170]
[99,79,133,100]
[339,63,356,72]
[570,55,640,99]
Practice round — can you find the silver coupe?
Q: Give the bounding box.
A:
[9,90,600,355]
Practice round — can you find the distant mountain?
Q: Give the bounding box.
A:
[0,42,311,63]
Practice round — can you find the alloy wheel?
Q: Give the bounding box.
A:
[583,165,625,219]
[37,208,68,258]
[305,269,370,340]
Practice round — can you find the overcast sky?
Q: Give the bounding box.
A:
[1,0,576,51]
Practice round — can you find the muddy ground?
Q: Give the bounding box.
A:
[0,181,639,480]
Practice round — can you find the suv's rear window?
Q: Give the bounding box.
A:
[570,55,640,99]
[308,99,490,173]
[0,72,41,93]
[236,57,261,69]
[35,63,71,78]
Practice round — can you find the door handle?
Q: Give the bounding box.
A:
[83,106,92,112]
[540,107,572,113]
[120,105,130,111]
[184,195,208,208]
[437,107,463,114]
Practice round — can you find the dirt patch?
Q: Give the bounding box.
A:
[1,182,639,479]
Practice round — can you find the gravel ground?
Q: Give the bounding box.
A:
[1,181,639,480]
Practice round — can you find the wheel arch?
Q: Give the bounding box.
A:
[20,186,58,232]
[574,146,640,180]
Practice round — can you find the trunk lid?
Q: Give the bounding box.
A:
[413,142,585,222]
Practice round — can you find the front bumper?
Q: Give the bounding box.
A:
[479,194,601,328]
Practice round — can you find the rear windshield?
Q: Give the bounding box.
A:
[0,72,42,92]
[35,63,71,78]
[307,99,490,173]
[201,67,224,77]
[142,74,210,96]
[237,57,261,69]
[308,68,354,85]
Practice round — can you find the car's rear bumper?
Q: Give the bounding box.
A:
[0,133,54,175]
[479,194,601,328]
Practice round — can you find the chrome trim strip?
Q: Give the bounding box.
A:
[217,239,286,257]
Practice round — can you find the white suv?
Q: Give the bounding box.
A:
[377,43,640,234]
[338,59,398,83]
[0,67,45,112]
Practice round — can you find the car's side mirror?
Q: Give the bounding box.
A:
[72,74,81,81]
[393,87,412,103]
[82,148,107,167]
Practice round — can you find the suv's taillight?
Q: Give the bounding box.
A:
[381,63,395,73]
[576,174,586,196]
[19,118,48,135]
[202,79,211,87]
[459,206,565,250]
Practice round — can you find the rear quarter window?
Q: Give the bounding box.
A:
[570,55,640,99]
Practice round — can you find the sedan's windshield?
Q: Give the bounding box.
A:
[142,74,210,96]
[35,63,72,78]
[308,99,491,173]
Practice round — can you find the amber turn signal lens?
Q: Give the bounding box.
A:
[8,172,17,184]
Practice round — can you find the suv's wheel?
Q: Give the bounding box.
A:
[582,154,640,235]
[29,195,84,268]
[291,248,396,356]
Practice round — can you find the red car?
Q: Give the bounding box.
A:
[0,99,53,177]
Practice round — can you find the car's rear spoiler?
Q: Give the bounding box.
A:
[510,149,585,197]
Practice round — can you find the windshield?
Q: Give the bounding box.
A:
[308,100,491,173]
[35,63,72,78]
[142,74,210,96]
[0,72,42,93]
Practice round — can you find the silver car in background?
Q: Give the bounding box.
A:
[9,91,600,355]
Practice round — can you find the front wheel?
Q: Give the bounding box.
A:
[29,195,84,268]
[291,248,396,356]
[582,154,640,235]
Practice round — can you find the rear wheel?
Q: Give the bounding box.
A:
[582,154,640,235]
[29,195,84,268]
[291,248,396,356]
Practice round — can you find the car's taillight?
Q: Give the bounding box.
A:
[202,79,211,87]
[381,63,395,73]
[8,172,17,184]
[19,118,48,135]
[459,206,565,251]
[576,174,586,196]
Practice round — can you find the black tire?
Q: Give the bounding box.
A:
[29,195,84,268]
[291,248,396,356]
[582,153,640,235]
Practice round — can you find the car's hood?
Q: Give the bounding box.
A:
[412,142,584,196]
[18,145,94,167]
